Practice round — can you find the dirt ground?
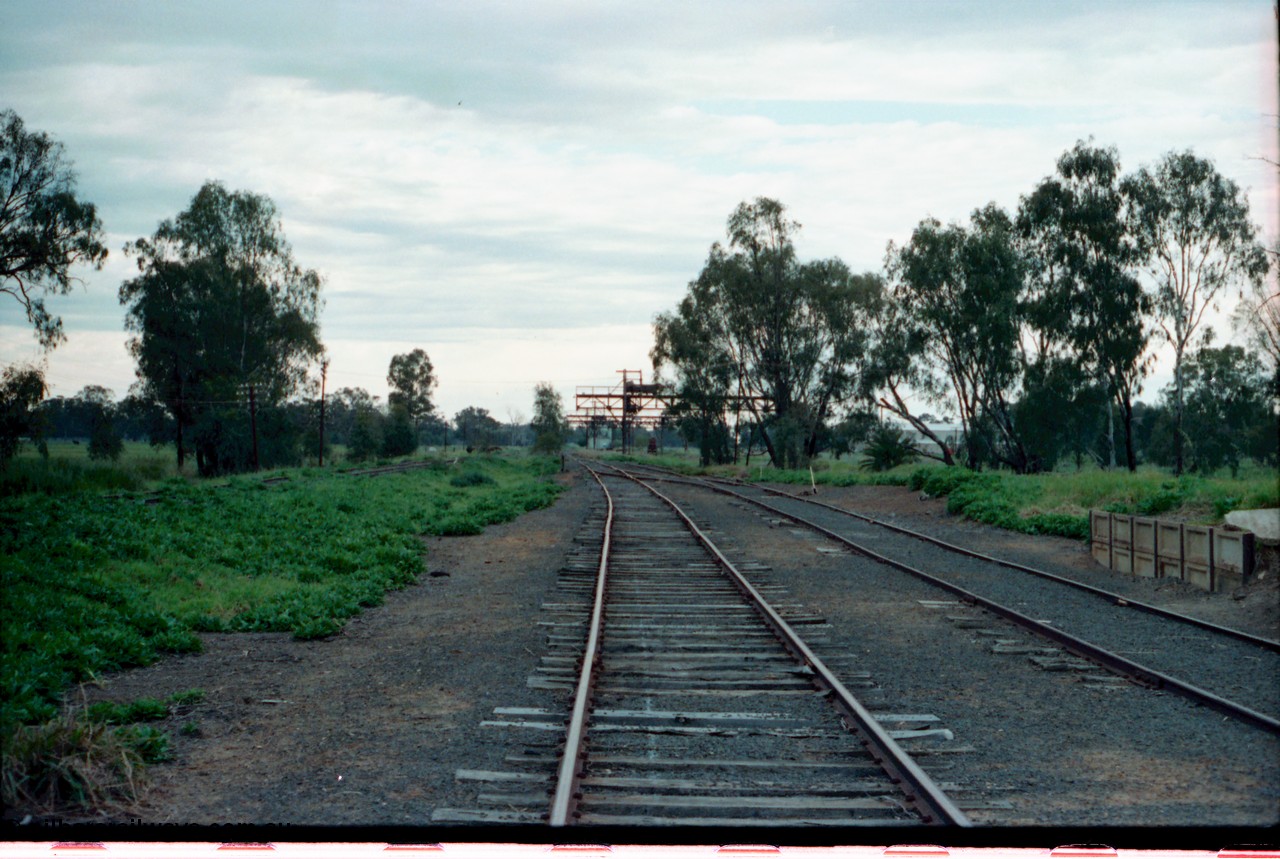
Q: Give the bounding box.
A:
[6,472,1276,832]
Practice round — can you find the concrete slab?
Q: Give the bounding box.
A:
[1224,508,1280,543]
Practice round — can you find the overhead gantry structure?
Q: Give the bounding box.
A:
[568,369,773,457]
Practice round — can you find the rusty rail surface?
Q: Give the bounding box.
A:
[548,465,614,826]
[610,461,1280,735]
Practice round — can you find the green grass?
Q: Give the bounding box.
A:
[601,447,1276,541]
[903,462,1279,541]
[0,452,564,737]
[2,440,182,496]
[598,448,918,486]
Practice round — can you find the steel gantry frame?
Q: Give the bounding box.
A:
[569,369,774,457]
[569,370,676,454]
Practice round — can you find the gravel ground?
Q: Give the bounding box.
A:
[658,480,1280,828]
[708,482,1280,721]
[10,465,1277,842]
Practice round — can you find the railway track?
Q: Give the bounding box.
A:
[610,460,1280,734]
[434,462,973,827]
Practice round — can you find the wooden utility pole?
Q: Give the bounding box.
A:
[248,383,260,471]
[318,359,329,466]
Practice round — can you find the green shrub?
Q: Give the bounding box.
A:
[113,724,170,763]
[859,425,918,472]
[85,698,169,725]
[450,469,495,487]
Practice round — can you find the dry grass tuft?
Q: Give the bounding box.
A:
[2,706,146,816]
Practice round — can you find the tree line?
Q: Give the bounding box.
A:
[1,108,571,476]
[654,141,1276,475]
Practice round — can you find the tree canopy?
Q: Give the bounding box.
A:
[530,382,567,453]
[120,181,325,476]
[653,197,883,468]
[387,348,437,430]
[1124,149,1269,474]
[1,109,108,350]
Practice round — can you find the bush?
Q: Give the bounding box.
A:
[381,408,417,458]
[87,419,123,462]
[859,424,918,472]
[450,469,495,487]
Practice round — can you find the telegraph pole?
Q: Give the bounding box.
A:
[248,383,260,471]
[318,359,329,466]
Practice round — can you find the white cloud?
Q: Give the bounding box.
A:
[1,0,1273,416]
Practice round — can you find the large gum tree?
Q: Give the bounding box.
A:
[1124,149,1269,475]
[653,198,882,468]
[120,181,324,475]
[1,109,107,350]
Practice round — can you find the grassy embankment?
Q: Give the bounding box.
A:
[1,445,563,812]
[603,449,1278,541]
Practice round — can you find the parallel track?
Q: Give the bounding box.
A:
[610,460,1280,734]
[544,462,972,827]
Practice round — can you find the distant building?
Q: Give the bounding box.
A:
[901,422,963,458]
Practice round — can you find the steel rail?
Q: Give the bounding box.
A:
[609,463,1280,735]
[587,459,972,827]
[548,465,615,826]
[621,461,1279,652]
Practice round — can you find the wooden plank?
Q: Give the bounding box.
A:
[455,769,550,783]
[593,708,797,722]
[575,812,899,826]
[586,723,843,738]
[580,775,900,793]
[429,808,543,824]
[596,685,824,697]
[583,793,901,810]
[477,791,552,806]
[887,728,954,741]
[584,755,879,770]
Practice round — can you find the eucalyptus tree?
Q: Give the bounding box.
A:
[882,204,1031,471]
[653,197,882,468]
[652,289,737,466]
[1124,149,1269,474]
[1,109,107,350]
[530,382,567,454]
[1016,141,1151,471]
[120,181,325,475]
[387,348,437,434]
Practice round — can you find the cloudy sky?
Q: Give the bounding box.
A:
[2,1,1276,421]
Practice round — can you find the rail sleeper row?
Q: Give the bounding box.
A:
[431,468,974,826]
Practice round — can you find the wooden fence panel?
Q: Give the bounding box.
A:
[1090,511,1254,593]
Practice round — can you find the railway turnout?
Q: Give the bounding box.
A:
[433,461,973,827]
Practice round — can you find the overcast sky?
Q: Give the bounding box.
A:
[2,1,1276,421]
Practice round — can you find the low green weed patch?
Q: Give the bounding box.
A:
[904,463,1273,540]
[1,453,562,743]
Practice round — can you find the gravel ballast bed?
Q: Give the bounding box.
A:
[720,485,1280,721]
[661,480,1280,828]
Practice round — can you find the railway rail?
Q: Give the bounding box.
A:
[608,460,1280,734]
[434,461,973,827]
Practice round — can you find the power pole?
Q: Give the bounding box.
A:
[318,359,329,466]
[248,383,260,471]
